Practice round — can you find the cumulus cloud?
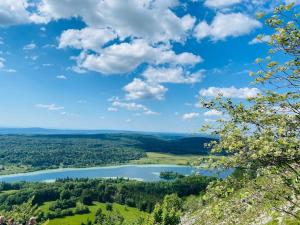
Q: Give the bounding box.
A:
[182,112,199,121]
[194,13,261,41]
[199,86,260,99]
[43,0,202,75]
[204,0,241,8]
[69,39,201,75]
[59,28,116,52]
[203,109,223,116]
[0,0,31,26]
[36,0,195,43]
[142,66,204,84]
[123,78,167,100]
[35,103,64,111]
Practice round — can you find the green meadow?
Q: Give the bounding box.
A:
[39,201,148,225]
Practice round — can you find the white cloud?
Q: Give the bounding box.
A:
[70,39,201,75]
[0,57,16,73]
[59,28,116,52]
[35,103,64,111]
[123,78,167,100]
[142,66,203,84]
[199,86,260,99]
[42,44,56,49]
[194,13,261,41]
[204,118,218,123]
[56,75,67,80]
[36,0,195,43]
[249,35,271,45]
[143,110,159,115]
[109,98,158,115]
[25,55,39,61]
[112,100,148,111]
[0,0,31,26]
[182,112,199,120]
[23,43,36,50]
[203,109,223,116]
[0,57,5,69]
[204,0,241,8]
[43,0,202,75]
[42,63,53,67]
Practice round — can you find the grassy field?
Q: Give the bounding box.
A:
[39,201,148,225]
[0,190,19,197]
[130,152,216,166]
[0,165,33,175]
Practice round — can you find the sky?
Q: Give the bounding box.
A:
[0,0,297,133]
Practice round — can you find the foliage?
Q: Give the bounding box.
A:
[146,194,182,225]
[0,135,145,169]
[44,201,148,225]
[2,197,37,224]
[0,134,216,171]
[159,171,185,180]
[0,175,214,222]
[195,2,300,224]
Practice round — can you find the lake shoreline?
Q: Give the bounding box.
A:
[0,152,214,176]
[0,163,188,179]
[0,163,233,183]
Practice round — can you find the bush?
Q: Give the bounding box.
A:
[106,203,113,211]
[74,202,90,214]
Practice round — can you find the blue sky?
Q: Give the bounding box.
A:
[0,0,296,133]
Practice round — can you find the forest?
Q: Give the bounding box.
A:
[0,134,215,171]
[0,175,215,224]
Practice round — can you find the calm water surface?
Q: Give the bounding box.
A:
[0,164,233,182]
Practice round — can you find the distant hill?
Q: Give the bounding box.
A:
[31,133,217,155]
[0,127,216,139]
[0,131,218,170]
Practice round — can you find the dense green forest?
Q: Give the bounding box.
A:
[0,134,215,170]
[0,175,214,224]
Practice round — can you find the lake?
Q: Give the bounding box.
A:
[0,164,233,183]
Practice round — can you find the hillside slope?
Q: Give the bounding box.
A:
[181,173,300,225]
